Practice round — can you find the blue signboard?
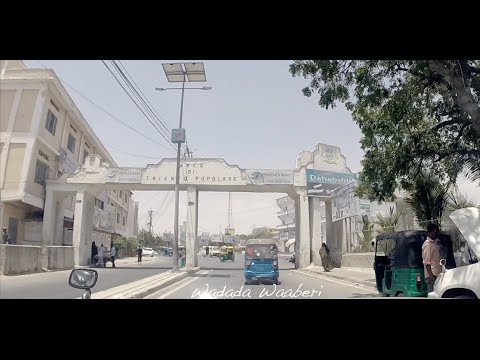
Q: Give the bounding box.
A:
[306,169,356,197]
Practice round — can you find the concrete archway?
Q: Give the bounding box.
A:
[43,155,320,268]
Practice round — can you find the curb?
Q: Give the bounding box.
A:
[94,267,200,299]
[300,268,377,289]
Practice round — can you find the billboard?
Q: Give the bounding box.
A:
[245,170,293,185]
[306,169,356,197]
[106,168,142,183]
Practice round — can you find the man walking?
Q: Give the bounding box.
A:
[110,243,117,268]
[422,223,442,293]
[2,227,10,244]
[137,246,143,265]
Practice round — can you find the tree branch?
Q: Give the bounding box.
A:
[432,119,469,130]
[429,60,480,135]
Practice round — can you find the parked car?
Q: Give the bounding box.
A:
[210,246,220,257]
[428,207,480,299]
[142,247,155,257]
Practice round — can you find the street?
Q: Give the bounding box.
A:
[147,254,380,299]
[0,255,173,299]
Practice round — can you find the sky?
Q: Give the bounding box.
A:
[23,60,480,235]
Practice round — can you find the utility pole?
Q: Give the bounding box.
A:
[148,210,153,245]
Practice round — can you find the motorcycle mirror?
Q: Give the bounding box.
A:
[69,269,98,290]
[440,259,447,266]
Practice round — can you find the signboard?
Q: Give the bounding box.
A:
[142,160,245,186]
[106,168,142,183]
[306,169,356,197]
[211,234,223,243]
[171,128,186,144]
[225,228,235,236]
[245,170,293,185]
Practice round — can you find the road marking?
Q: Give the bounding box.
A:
[294,270,377,292]
[154,270,210,299]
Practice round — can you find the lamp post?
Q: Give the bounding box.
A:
[156,62,211,272]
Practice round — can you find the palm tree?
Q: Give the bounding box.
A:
[406,175,452,229]
[358,215,375,252]
[374,206,404,233]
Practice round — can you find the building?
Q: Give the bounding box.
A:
[0,60,138,247]
[275,143,414,255]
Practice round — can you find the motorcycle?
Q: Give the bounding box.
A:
[69,269,98,299]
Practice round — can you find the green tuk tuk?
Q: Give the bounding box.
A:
[374,230,456,297]
[219,245,235,262]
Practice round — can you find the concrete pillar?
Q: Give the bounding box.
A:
[295,190,311,269]
[42,188,57,246]
[54,195,67,246]
[186,186,198,268]
[310,197,323,266]
[325,200,341,266]
[72,189,95,266]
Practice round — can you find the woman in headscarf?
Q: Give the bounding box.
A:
[91,241,98,265]
[319,243,334,272]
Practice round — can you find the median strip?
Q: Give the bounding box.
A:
[92,267,200,299]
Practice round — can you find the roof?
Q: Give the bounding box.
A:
[246,238,277,245]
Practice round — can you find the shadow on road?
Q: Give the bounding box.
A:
[349,292,381,298]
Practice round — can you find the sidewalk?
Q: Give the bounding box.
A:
[301,265,377,289]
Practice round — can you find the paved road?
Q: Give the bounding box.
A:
[0,255,174,299]
[147,254,380,299]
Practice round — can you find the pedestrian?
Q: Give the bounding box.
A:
[97,244,105,267]
[137,246,143,265]
[319,243,334,272]
[110,243,116,268]
[2,227,11,244]
[422,223,442,292]
[205,245,209,257]
[91,241,98,265]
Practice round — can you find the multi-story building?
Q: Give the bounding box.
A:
[0,60,138,247]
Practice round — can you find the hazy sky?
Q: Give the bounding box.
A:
[24,60,480,235]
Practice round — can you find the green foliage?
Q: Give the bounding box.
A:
[405,175,452,229]
[374,207,404,233]
[290,60,480,202]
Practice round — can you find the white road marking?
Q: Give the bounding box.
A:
[294,270,377,293]
[154,270,210,299]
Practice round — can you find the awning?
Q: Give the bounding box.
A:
[285,238,295,247]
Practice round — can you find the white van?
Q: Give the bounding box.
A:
[428,207,480,299]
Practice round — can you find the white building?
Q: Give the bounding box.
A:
[0,60,138,247]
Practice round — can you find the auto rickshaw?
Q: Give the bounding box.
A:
[374,230,456,297]
[219,246,235,262]
[244,239,279,285]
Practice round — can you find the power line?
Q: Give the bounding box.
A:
[101,60,177,151]
[33,60,173,151]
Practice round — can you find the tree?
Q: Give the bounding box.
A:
[290,60,480,202]
[357,215,375,252]
[405,174,451,229]
[374,207,404,233]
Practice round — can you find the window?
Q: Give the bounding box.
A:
[45,110,58,135]
[111,202,114,207]
[95,198,104,210]
[50,99,59,112]
[116,213,120,224]
[119,190,123,198]
[123,216,126,226]
[67,133,76,153]
[124,193,128,202]
[35,160,49,186]
[83,150,89,163]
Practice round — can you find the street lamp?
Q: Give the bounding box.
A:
[157,62,211,272]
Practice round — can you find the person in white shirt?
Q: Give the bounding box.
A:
[110,243,117,268]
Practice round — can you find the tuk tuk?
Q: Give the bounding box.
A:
[244,239,279,285]
[219,246,235,262]
[374,230,456,297]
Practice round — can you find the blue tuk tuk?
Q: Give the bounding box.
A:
[244,239,279,285]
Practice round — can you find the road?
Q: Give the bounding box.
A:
[0,255,174,299]
[147,254,380,299]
